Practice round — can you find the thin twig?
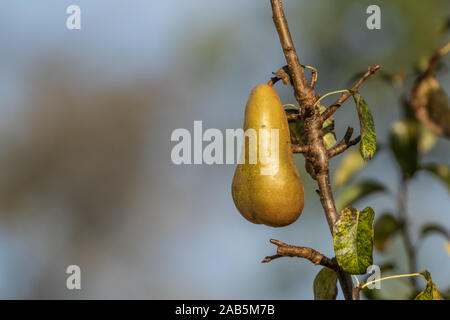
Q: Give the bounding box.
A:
[321,65,381,122]
[328,127,361,158]
[424,41,450,77]
[291,144,309,153]
[308,66,318,88]
[262,239,338,270]
[328,137,360,158]
[301,64,318,88]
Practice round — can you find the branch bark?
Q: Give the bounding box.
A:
[262,239,338,270]
[291,144,309,153]
[270,0,355,300]
[423,42,450,77]
[270,0,314,117]
[321,65,381,122]
[328,127,361,158]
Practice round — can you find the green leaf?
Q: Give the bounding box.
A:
[288,117,307,146]
[419,224,450,240]
[420,163,450,191]
[333,149,366,190]
[336,180,386,211]
[350,90,376,160]
[362,286,382,300]
[389,120,420,178]
[442,287,450,300]
[318,103,337,150]
[313,267,338,300]
[374,213,400,251]
[379,262,396,274]
[418,125,437,154]
[415,270,444,300]
[333,206,375,274]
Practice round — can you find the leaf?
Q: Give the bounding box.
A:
[362,286,382,300]
[379,262,396,274]
[350,90,377,160]
[333,206,375,274]
[318,103,337,150]
[313,267,338,300]
[389,120,419,178]
[420,163,450,191]
[418,125,437,154]
[288,104,336,150]
[419,224,450,240]
[419,224,450,256]
[411,75,450,138]
[374,213,400,252]
[288,118,307,146]
[442,287,450,300]
[438,17,450,33]
[336,180,386,211]
[414,270,444,300]
[333,149,366,190]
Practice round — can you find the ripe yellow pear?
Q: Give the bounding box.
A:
[231,84,305,227]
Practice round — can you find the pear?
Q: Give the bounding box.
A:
[232,84,305,227]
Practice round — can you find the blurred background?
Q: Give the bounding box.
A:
[0,0,449,299]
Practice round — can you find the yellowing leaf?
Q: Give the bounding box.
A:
[415,270,444,300]
[318,103,337,150]
[333,207,375,274]
[418,125,437,154]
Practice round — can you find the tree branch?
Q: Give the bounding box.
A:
[291,144,309,153]
[269,0,355,300]
[321,65,381,122]
[328,127,361,158]
[270,0,314,117]
[423,41,450,77]
[262,239,338,270]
